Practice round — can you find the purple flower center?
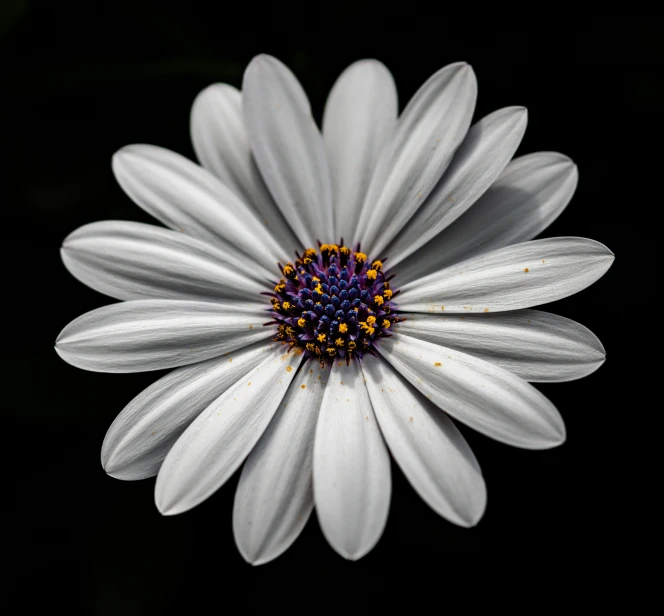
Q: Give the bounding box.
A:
[267,243,403,366]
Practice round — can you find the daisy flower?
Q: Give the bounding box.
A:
[56,54,614,564]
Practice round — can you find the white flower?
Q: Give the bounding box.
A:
[56,54,614,565]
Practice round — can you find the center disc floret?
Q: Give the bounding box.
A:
[269,243,402,366]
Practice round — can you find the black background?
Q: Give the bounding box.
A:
[5,3,656,611]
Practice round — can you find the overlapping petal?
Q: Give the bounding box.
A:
[233,362,330,565]
[380,334,565,449]
[112,144,285,271]
[313,361,391,560]
[385,106,528,264]
[55,300,271,373]
[397,310,606,382]
[397,152,579,283]
[357,62,478,254]
[61,220,269,302]
[190,84,299,252]
[322,60,398,241]
[243,54,333,247]
[155,347,303,515]
[101,342,274,480]
[362,359,486,527]
[397,237,614,313]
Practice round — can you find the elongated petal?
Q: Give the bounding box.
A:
[386,107,528,264]
[322,60,398,241]
[233,362,330,566]
[243,54,333,247]
[190,84,299,252]
[313,361,391,560]
[362,359,486,527]
[357,62,477,254]
[397,311,606,382]
[397,152,578,283]
[101,342,274,480]
[398,237,614,314]
[112,144,285,271]
[55,300,271,373]
[380,334,565,449]
[61,220,269,302]
[155,347,303,515]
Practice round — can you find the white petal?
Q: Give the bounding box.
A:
[55,299,271,373]
[242,54,333,247]
[112,144,286,270]
[380,334,565,449]
[398,237,614,313]
[101,341,274,480]
[362,358,486,527]
[322,60,398,241]
[313,360,391,560]
[397,152,578,283]
[396,310,606,382]
[358,62,478,254]
[61,220,270,302]
[386,107,528,265]
[155,347,303,515]
[233,362,330,566]
[190,84,299,252]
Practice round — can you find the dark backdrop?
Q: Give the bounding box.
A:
[4,3,656,611]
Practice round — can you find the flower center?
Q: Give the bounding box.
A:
[268,243,402,366]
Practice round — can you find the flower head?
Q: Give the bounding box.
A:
[56,54,613,564]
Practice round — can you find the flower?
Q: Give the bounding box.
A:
[56,54,614,565]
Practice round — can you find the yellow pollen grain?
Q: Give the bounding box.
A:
[382,319,391,328]
[366,315,377,325]
[434,362,442,367]
[371,260,383,271]
[353,307,359,312]
[306,343,314,351]
[484,308,489,313]
[282,301,292,310]
[348,341,357,349]
[524,267,529,273]
[297,318,306,327]
[303,257,312,265]
[339,323,348,333]
[286,365,293,372]
[274,283,285,293]
[354,252,367,263]
[327,348,337,356]
[273,303,281,311]
[229,358,233,362]
[301,384,306,389]
[317,333,326,342]
[374,295,384,306]
[312,276,320,282]
[366,269,377,280]
[335,337,345,347]
[383,289,393,299]
[340,246,350,255]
